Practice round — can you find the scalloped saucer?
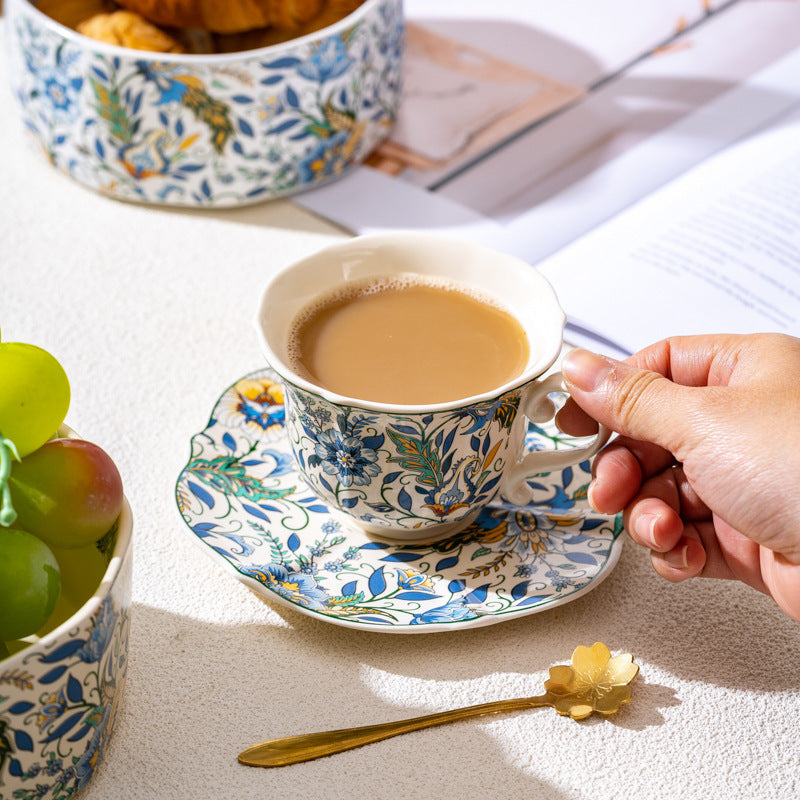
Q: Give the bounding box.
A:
[175,368,624,633]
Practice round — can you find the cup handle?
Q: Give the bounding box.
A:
[501,371,611,506]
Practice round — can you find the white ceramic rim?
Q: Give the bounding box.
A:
[255,231,567,413]
[2,426,133,667]
[9,0,388,63]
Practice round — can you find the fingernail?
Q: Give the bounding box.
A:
[587,480,601,512]
[635,514,659,549]
[562,349,616,392]
[664,544,690,570]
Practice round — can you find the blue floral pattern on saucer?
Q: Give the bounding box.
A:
[175,369,624,632]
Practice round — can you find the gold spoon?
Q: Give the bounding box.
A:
[239,642,638,768]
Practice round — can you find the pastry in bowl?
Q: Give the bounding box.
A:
[114,0,324,32]
[77,9,186,51]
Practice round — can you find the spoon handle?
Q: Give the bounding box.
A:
[238,694,552,767]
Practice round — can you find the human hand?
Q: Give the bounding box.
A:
[557,333,800,622]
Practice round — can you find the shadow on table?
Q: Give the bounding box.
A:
[160,195,351,236]
[98,606,577,799]
[89,540,800,800]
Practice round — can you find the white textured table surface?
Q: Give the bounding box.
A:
[3,19,800,800]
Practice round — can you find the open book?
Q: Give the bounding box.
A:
[536,69,800,356]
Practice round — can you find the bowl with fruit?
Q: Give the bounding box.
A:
[5,0,404,206]
[0,338,131,800]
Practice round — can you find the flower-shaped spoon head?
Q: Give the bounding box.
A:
[544,642,639,720]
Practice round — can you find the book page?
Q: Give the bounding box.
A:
[537,105,800,356]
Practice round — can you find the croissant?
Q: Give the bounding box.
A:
[35,0,119,30]
[213,0,365,52]
[113,0,325,33]
[77,10,186,52]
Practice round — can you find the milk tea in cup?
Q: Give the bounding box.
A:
[286,275,530,405]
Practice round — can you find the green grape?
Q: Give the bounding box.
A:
[8,438,124,549]
[0,528,61,641]
[0,341,70,527]
[37,542,109,636]
[3,640,30,657]
[0,342,70,458]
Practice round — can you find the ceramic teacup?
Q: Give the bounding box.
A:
[255,232,609,543]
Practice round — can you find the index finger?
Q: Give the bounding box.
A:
[589,436,674,514]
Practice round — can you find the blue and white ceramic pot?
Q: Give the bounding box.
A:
[5,0,403,206]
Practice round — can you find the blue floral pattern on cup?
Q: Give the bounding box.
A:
[285,382,524,532]
[0,523,131,800]
[6,0,403,206]
[175,369,624,632]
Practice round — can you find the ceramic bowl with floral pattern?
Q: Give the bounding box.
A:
[5,0,403,206]
[0,498,132,800]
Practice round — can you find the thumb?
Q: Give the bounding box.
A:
[561,348,702,457]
